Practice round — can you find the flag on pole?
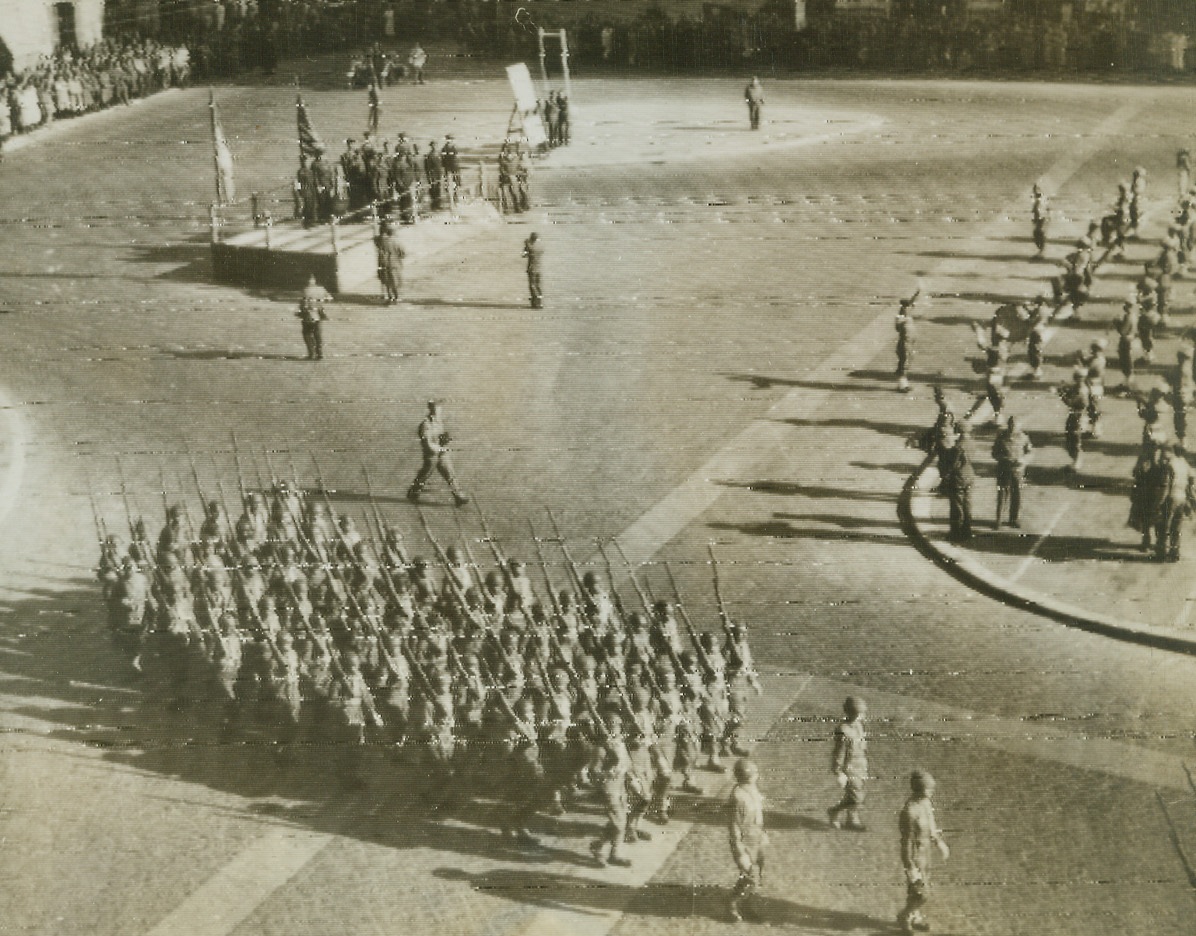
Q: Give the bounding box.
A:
[297,94,325,162]
[209,89,236,205]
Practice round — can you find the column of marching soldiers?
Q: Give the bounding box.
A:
[917,157,1196,557]
[91,460,762,868]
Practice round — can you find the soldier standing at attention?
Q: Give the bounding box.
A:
[895,293,917,392]
[523,232,544,309]
[407,400,470,507]
[993,416,1033,529]
[943,421,975,540]
[827,696,868,832]
[297,274,331,361]
[375,221,405,305]
[728,757,768,923]
[897,770,950,935]
[744,77,764,130]
[1031,183,1048,258]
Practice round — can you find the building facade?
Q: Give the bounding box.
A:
[0,0,105,72]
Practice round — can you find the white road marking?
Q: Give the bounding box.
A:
[142,828,330,936]
[130,97,1146,936]
[1010,501,1071,583]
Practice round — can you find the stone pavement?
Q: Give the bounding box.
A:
[2,74,1196,936]
[907,184,1196,652]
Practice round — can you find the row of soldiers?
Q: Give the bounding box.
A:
[93,474,763,864]
[294,132,467,228]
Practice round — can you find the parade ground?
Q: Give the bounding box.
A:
[2,64,1196,936]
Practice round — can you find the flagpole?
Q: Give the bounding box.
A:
[209,89,222,206]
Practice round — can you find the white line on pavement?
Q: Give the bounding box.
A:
[1010,501,1071,583]
[142,828,330,936]
[0,386,28,533]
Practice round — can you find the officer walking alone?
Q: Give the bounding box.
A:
[992,416,1032,529]
[728,757,768,922]
[744,77,764,131]
[523,232,544,309]
[297,274,332,361]
[406,400,470,507]
[897,770,950,935]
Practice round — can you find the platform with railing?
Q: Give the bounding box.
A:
[209,163,504,298]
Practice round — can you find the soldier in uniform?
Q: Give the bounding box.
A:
[424,142,444,211]
[1129,166,1146,236]
[1155,442,1193,562]
[1060,367,1089,475]
[895,294,916,393]
[1172,345,1195,446]
[897,770,950,935]
[1179,148,1191,198]
[1083,339,1107,439]
[942,421,975,540]
[992,416,1033,529]
[728,757,767,923]
[827,696,868,831]
[297,275,331,361]
[1031,183,1048,258]
[334,652,383,789]
[523,232,544,309]
[407,401,470,507]
[1116,298,1138,392]
[375,221,405,306]
[590,714,634,867]
[744,77,764,131]
[441,134,461,195]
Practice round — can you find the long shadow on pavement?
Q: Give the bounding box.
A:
[432,866,891,931]
[716,479,899,504]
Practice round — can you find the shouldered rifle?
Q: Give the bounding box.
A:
[545,507,586,598]
[706,543,737,642]
[612,537,652,614]
[230,431,249,505]
[664,561,712,677]
[529,519,562,616]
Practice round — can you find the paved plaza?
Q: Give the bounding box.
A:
[0,68,1195,936]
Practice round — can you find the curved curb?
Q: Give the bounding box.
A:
[897,455,1196,657]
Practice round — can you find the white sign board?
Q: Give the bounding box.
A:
[505,63,548,148]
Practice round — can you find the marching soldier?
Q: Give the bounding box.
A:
[1083,339,1107,439]
[590,713,634,868]
[728,758,768,923]
[941,421,975,540]
[1116,298,1138,391]
[897,770,950,935]
[406,401,470,507]
[827,696,868,832]
[334,652,383,790]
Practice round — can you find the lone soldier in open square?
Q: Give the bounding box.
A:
[897,769,950,935]
[523,232,544,309]
[297,274,331,361]
[407,400,469,507]
[375,221,405,305]
[827,696,868,831]
[744,77,764,130]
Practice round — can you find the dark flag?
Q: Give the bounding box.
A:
[297,94,325,162]
[209,89,236,205]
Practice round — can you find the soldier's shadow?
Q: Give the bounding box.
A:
[432,867,891,930]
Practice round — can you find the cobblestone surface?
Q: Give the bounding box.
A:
[0,75,1195,936]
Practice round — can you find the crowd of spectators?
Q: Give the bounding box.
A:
[1,38,189,147]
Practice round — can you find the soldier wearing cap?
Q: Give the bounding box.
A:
[297,274,331,361]
[897,769,950,935]
[744,77,764,130]
[523,232,544,309]
[993,416,1033,529]
[375,221,405,306]
[407,400,469,507]
[942,420,975,540]
[827,696,868,831]
[728,757,767,922]
[1031,183,1048,258]
[895,293,917,392]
